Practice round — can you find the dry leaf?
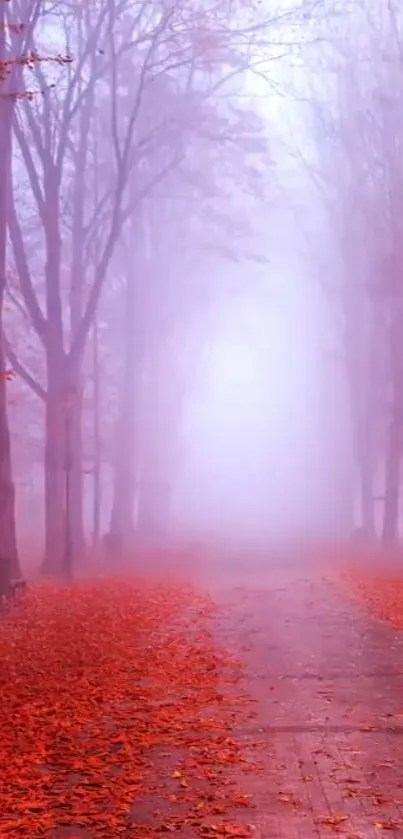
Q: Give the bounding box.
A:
[374,823,398,830]
[0,579,253,839]
[316,814,349,826]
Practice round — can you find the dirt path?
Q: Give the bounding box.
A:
[207,561,403,838]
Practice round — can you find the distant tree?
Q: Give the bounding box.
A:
[301,0,403,543]
[105,97,270,548]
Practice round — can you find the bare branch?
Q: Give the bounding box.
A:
[13,114,46,223]
[8,197,47,347]
[4,337,46,401]
[5,287,30,322]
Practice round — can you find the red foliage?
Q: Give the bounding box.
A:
[0,579,256,838]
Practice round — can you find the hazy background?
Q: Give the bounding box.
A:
[173,56,353,548]
[2,0,401,573]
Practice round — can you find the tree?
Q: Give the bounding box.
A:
[300,0,403,543]
[7,0,316,572]
[0,0,56,580]
[104,92,271,548]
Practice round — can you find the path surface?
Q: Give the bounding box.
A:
[207,560,403,838]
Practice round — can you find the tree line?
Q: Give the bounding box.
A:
[4,0,399,585]
[0,0,320,583]
[299,0,403,545]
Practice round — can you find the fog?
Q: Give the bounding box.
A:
[3,13,403,839]
[2,0,402,577]
[165,61,354,550]
[175,230,350,548]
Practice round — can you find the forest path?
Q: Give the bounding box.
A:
[206,558,403,838]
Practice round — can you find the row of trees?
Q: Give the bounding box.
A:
[7,0,403,571]
[0,0,319,581]
[301,0,403,544]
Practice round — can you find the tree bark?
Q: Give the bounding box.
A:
[68,57,91,563]
[136,360,176,543]
[381,304,403,546]
[0,57,19,577]
[358,421,375,539]
[382,409,401,546]
[108,270,140,549]
[69,381,85,559]
[43,354,84,575]
[136,457,171,543]
[0,327,19,574]
[43,375,65,574]
[92,319,101,547]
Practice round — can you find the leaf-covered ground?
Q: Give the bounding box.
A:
[5,554,403,839]
[342,553,403,628]
[0,578,257,839]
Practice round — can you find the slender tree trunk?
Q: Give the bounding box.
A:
[69,157,87,560]
[92,319,101,547]
[359,459,375,537]
[358,420,375,539]
[382,410,401,546]
[0,325,19,573]
[43,360,83,576]
[0,56,19,577]
[136,457,171,543]
[109,270,139,549]
[344,298,379,540]
[358,306,386,541]
[382,304,403,546]
[42,141,66,571]
[68,233,88,556]
[43,371,65,574]
[136,361,177,543]
[136,399,175,544]
[70,381,85,559]
[135,372,163,542]
[43,29,90,573]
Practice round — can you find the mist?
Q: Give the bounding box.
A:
[174,226,350,549]
[4,6,403,837]
[1,0,402,579]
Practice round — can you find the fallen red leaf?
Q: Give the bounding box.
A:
[0,577,256,839]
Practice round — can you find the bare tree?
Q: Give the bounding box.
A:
[297,0,403,543]
[0,0,65,580]
[6,0,314,572]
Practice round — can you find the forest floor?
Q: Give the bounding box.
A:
[2,551,403,838]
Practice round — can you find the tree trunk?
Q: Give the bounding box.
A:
[136,366,175,543]
[70,381,85,559]
[68,76,90,564]
[0,57,19,578]
[136,461,171,543]
[0,327,19,574]
[108,270,140,550]
[43,376,65,574]
[135,344,187,543]
[43,354,84,576]
[92,319,101,547]
[381,305,403,547]
[358,421,375,539]
[359,461,375,538]
[381,410,401,546]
